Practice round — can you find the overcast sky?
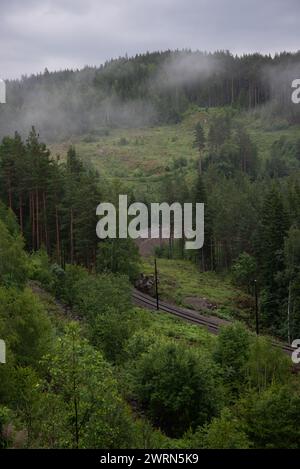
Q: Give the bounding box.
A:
[0,0,299,79]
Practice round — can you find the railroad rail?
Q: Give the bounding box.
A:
[132,289,296,360]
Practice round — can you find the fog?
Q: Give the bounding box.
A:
[0,50,299,142]
[155,51,220,89]
[0,67,158,141]
[0,51,222,141]
[263,61,300,100]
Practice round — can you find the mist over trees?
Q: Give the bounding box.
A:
[1,49,300,141]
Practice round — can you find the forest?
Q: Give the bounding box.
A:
[0,50,300,449]
[1,50,300,140]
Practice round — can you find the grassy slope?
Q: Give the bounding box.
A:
[49,108,205,183]
[147,307,216,350]
[238,110,300,161]
[142,257,253,323]
[31,281,215,353]
[49,107,300,326]
[50,107,300,181]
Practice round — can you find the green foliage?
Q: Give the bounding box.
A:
[0,287,53,368]
[0,406,13,448]
[245,336,291,392]
[188,408,250,449]
[257,185,289,332]
[266,137,300,178]
[0,219,28,288]
[205,118,258,177]
[42,323,135,448]
[0,202,20,236]
[53,264,86,307]
[28,248,56,290]
[10,366,43,447]
[131,338,223,437]
[193,122,205,152]
[125,329,161,361]
[239,383,300,448]
[1,53,300,449]
[214,323,252,396]
[133,419,175,449]
[231,253,257,292]
[0,131,101,269]
[208,111,231,149]
[88,308,150,363]
[284,227,300,339]
[70,272,132,320]
[96,238,141,281]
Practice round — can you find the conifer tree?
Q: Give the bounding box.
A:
[258,186,289,331]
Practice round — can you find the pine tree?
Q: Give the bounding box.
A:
[258,186,289,331]
[193,122,206,173]
[194,172,214,270]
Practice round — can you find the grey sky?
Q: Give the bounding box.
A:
[0,0,299,79]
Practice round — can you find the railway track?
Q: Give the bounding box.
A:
[133,289,296,360]
[133,289,221,334]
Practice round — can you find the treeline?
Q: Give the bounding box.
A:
[1,113,300,340]
[94,50,300,121]
[0,129,100,267]
[0,128,142,279]
[154,111,300,340]
[1,50,299,140]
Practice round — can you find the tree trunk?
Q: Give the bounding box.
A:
[36,189,40,250]
[43,192,49,253]
[31,192,36,251]
[55,205,61,265]
[70,208,74,264]
[19,195,23,236]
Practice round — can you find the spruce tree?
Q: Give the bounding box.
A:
[194,172,214,270]
[258,186,289,332]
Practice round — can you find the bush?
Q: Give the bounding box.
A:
[188,408,250,449]
[97,238,141,281]
[42,323,136,448]
[89,307,150,363]
[28,249,56,291]
[213,322,252,396]
[245,335,291,392]
[54,264,87,307]
[0,287,53,368]
[0,220,28,288]
[71,272,132,320]
[231,253,256,292]
[0,406,13,448]
[239,383,300,448]
[132,339,223,437]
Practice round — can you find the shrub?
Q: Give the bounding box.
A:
[132,339,223,437]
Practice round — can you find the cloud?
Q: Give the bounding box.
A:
[155,51,220,88]
[0,0,299,79]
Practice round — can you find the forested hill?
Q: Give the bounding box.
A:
[1,50,300,140]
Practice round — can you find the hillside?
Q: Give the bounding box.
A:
[50,108,300,179]
[1,50,300,141]
[1,50,300,450]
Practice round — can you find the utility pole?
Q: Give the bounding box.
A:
[154,258,159,310]
[254,279,259,335]
[287,281,291,345]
